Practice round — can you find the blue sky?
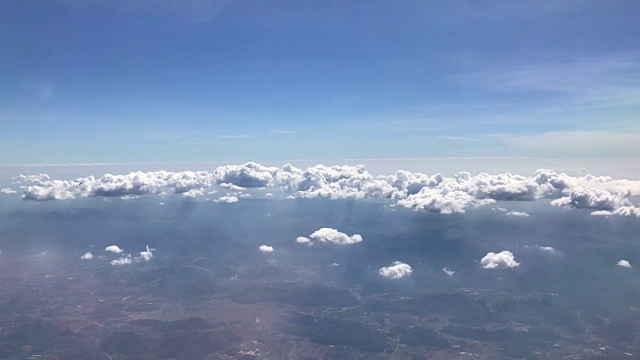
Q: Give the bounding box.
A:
[1,1,639,166]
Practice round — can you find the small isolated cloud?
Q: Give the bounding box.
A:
[120,195,140,200]
[1,188,17,194]
[138,245,154,261]
[105,245,123,254]
[259,245,274,253]
[379,261,413,279]
[618,260,632,268]
[296,236,311,243]
[308,228,363,245]
[480,251,520,269]
[111,255,132,266]
[265,193,273,197]
[215,195,239,203]
[538,246,555,253]
[442,267,455,276]
[81,252,93,260]
[506,211,529,217]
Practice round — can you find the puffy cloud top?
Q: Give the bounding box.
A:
[15,163,640,217]
[308,228,363,245]
[296,236,311,243]
[105,245,123,254]
[480,251,520,269]
[379,261,413,279]
[618,260,632,268]
[139,245,154,261]
[111,255,132,266]
[259,245,274,253]
[80,252,93,260]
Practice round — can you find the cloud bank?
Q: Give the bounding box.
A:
[379,261,413,279]
[15,163,640,217]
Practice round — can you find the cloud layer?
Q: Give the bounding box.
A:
[15,163,640,217]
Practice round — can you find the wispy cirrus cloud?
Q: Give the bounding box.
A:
[269,128,312,135]
[450,54,640,110]
[218,134,255,139]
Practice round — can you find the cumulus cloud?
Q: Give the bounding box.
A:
[591,206,640,217]
[14,163,640,217]
[259,245,274,253]
[379,261,413,279]
[105,245,123,254]
[307,228,363,245]
[506,211,529,217]
[1,188,17,194]
[81,252,93,260]
[296,236,311,243]
[138,245,154,261]
[550,187,630,211]
[480,251,520,269]
[442,267,455,276]
[111,255,132,266]
[617,260,632,268]
[215,195,239,203]
[182,188,205,198]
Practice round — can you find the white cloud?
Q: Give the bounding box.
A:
[258,245,274,253]
[506,211,529,217]
[105,245,123,254]
[618,260,632,268]
[550,187,630,211]
[219,183,245,190]
[81,252,93,260]
[215,195,238,203]
[442,267,455,276]
[14,163,640,217]
[1,188,17,194]
[111,255,132,266]
[308,228,363,245]
[138,245,154,261]
[213,162,276,188]
[591,206,640,217]
[296,236,311,243]
[182,188,205,198]
[379,261,413,279]
[538,246,555,252]
[480,251,520,269]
